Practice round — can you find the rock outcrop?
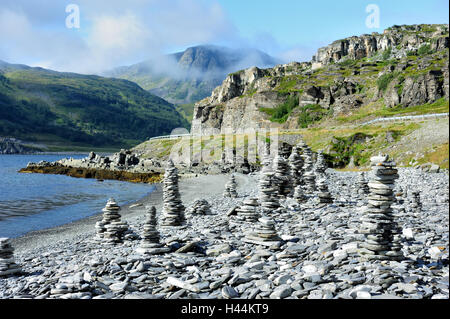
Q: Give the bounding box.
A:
[192,24,449,135]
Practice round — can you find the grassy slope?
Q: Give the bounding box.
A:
[0,65,189,150]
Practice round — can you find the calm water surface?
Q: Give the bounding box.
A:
[0,154,155,238]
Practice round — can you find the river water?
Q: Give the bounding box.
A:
[0,154,155,238]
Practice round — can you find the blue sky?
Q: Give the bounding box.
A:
[0,0,448,73]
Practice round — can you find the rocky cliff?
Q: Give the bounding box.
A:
[192,24,449,135]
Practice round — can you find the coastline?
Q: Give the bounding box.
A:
[11,173,238,254]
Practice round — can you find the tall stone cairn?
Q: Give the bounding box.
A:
[0,238,21,276]
[409,191,422,214]
[235,198,260,223]
[314,151,328,178]
[288,146,304,188]
[358,154,403,261]
[95,198,129,243]
[136,206,170,254]
[302,145,316,194]
[160,160,185,227]
[259,158,281,212]
[293,185,307,204]
[357,172,370,196]
[317,178,333,204]
[223,174,238,198]
[272,155,293,198]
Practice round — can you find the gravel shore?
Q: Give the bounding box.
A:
[1,169,449,299]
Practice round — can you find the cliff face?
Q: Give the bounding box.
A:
[192,24,449,135]
[312,24,449,67]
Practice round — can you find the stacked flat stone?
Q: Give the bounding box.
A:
[0,238,21,276]
[243,217,282,247]
[235,198,260,222]
[316,178,333,204]
[358,154,403,261]
[160,160,185,227]
[409,191,422,214]
[288,146,304,187]
[302,146,316,194]
[136,206,170,255]
[314,151,328,178]
[293,185,307,204]
[259,161,281,212]
[272,155,293,198]
[223,174,238,198]
[95,198,129,243]
[186,199,211,215]
[357,172,370,196]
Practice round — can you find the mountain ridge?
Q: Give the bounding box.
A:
[0,61,189,149]
[105,45,281,106]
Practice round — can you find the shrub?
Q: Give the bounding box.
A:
[377,72,397,91]
[297,104,329,128]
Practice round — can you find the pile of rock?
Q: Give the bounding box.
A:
[358,154,403,261]
[314,151,328,178]
[357,172,370,196]
[316,178,333,204]
[302,146,316,194]
[293,185,307,204]
[94,198,129,243]
[223,174,238,198]
[259,158,280,213]
[234,198,260,223]
[186,199,212,216]
[272,155,293,198]
[160,160,185,227]
[288,146,304,187]
[409,191,422,214]
[0,238,21,276]
[243,217,282,247]
[136,206,170,255]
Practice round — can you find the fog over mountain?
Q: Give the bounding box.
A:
[105,45,281,105]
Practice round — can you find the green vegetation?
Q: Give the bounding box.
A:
[297,104,330,128]
[382,48,392,61]
[377,72,398,91]
[259,94,299,123]
[0,64,189,149]
[175,103,195,124]
[326,133,373,167]
[418,44,433,56]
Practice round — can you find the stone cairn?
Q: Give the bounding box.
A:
[0,238,21,276]
[186,199,212,216]
[95,198,129,243]
[316,178,333,204]
[288,145,304,188]
[293,185,307,204]
[223,174,238,198]
[234,198,260,223]
[258,147,281,213]
[302,145,316,194]
[272,155,293,198]
[160,160,185,227]
[243,217,282,247]
[136,206,170,255]
[314,150,328,178]
[358,154,403,261]
[259,163,280,213]
[409,191,422,214]
[357,172,370,196]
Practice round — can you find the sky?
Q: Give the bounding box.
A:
[0,0,448,74]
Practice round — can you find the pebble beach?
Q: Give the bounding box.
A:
[1,164,448,300]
